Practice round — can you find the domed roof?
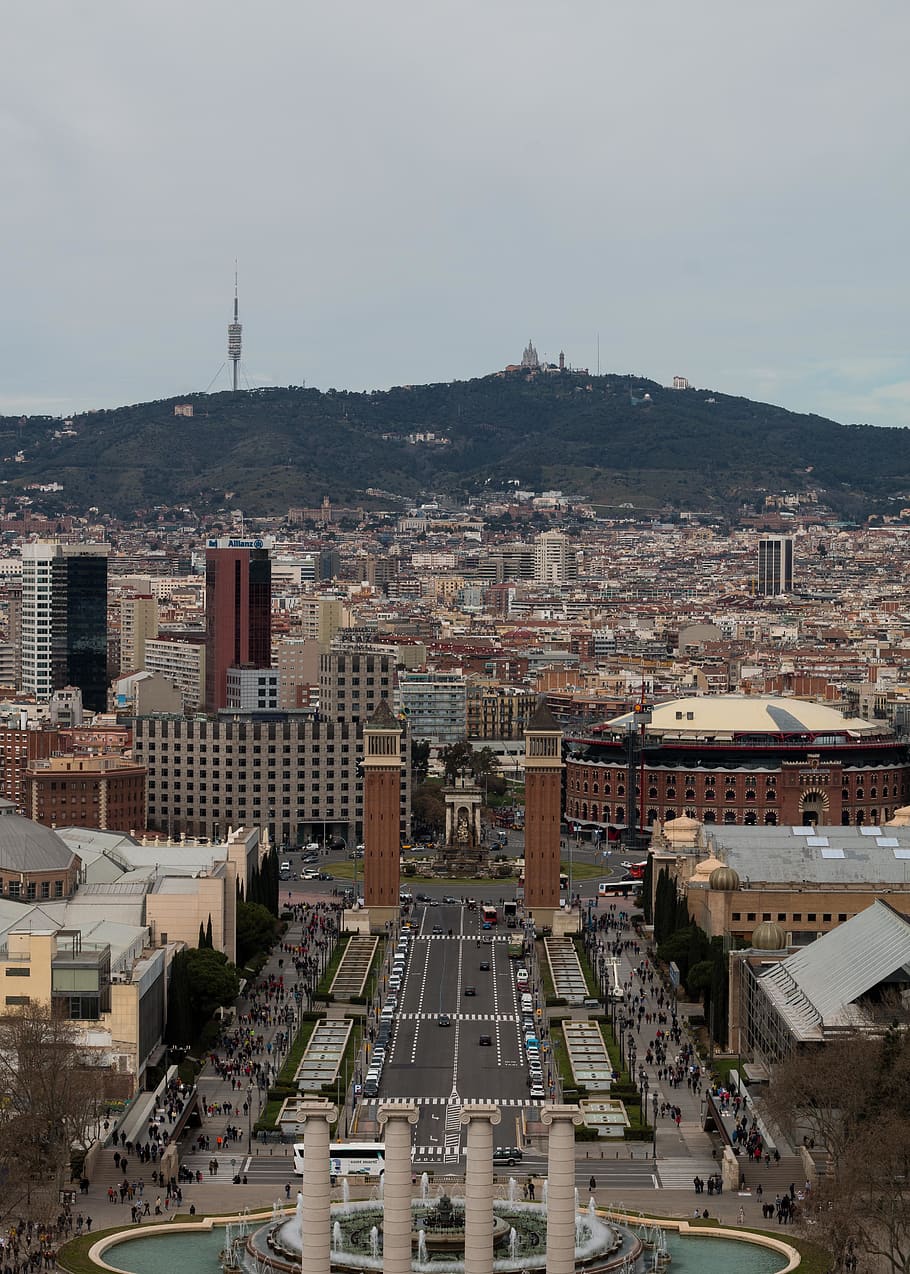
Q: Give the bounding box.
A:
[886,806,910,827]
[0,810,78,873]
[752,920,787,951]
[709,865,741,891]
[663,814,702,847]
[606,695,879,739]
[693,853,726,878]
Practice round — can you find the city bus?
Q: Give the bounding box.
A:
[481,904,498,924]
[293,1141,386,1178]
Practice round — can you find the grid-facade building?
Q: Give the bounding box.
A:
[132,712,411,847]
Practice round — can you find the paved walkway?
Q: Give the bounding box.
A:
[67,895,805,1246]
[583,900,806,1230]
[80,897,340,1230]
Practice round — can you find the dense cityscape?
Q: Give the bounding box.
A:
[4,2,908,1269]
[1,444,910,1268]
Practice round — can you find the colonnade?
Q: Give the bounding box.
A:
[296,1098,583,1274]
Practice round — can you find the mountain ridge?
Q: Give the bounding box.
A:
[1,372,907,518]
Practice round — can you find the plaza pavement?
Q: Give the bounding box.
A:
[73,890,801,1243]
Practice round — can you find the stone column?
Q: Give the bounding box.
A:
[378,1102,419,1274]
[541,1103,583,1274]
[460,1104,502,1274]
[297,1098,338,1274]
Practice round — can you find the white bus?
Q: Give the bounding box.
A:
[293,1141,386,1178]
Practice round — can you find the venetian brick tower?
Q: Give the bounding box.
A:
[362,699,403,933]
[523,699,564,930]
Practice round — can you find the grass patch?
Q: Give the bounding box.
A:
[362,939,386,1003]
[550,1024,574,1089]
[572,936,601,996]
[256,1015,321,1130]
[317,933,352,997]
[537,941,556,1000]
[560,860,602,881]
[708,1056,741,1085]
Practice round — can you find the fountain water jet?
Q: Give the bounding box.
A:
[420,1171,429,1202]
[342,1179,350,1205]
[508,1177,517,1204]
[369,1226,379,1260]
[331,1222,342,1252]
[509,1227,518,1259]
[417,1229,428,1264]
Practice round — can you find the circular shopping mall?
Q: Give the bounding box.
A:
[564,695,910,832]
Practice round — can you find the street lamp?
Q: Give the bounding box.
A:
[640,1074,649,1130]
[246,1082,255,1154]
[651,1091,658,1161]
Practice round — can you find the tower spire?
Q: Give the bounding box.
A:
[228,261,242,392]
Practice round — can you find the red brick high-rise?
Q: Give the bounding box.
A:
[362,700,403,930]
[204,538,272,712]
[523,700,564,921]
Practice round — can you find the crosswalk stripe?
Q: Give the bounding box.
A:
[373,1096,527,1108]
[396,1012,513,1022]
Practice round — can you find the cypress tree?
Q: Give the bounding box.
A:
[198,922,206,948]
[641,855,654,923]
[205,914,214,948]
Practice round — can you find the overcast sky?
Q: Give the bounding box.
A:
[2,1,908,426]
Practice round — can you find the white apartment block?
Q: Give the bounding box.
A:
[144,638,205,713]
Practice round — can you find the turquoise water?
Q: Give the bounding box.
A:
[104,1225,788,1274]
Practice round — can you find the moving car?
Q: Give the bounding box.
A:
[529,1083,546,1100]
[479,1033,492,1046]
[437,1014,451,1027]
[493,1147,523,1166]
[479,961,491,972]
[464,985,476,997]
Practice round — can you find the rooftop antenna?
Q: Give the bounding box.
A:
[228,262,242,392]
[596,332,600,376]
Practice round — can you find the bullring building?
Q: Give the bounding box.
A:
[565,695,910,832]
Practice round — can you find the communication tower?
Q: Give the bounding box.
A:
[227,265,242,392]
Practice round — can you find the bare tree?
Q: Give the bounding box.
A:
[768,1026,910,1273]
[0,1004,110,1222]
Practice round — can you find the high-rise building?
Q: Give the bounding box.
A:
[533,531,577,584]
[204,538,272,712]
[319,648,396,726]
[757,535,794,596]
[119,594,159,675]
[21,543,109,712]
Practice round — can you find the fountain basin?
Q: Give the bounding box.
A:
[263,1197,625,1271]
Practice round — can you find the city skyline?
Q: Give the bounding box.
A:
[2,2,908,428]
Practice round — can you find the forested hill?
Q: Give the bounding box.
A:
[2,372,908,518]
